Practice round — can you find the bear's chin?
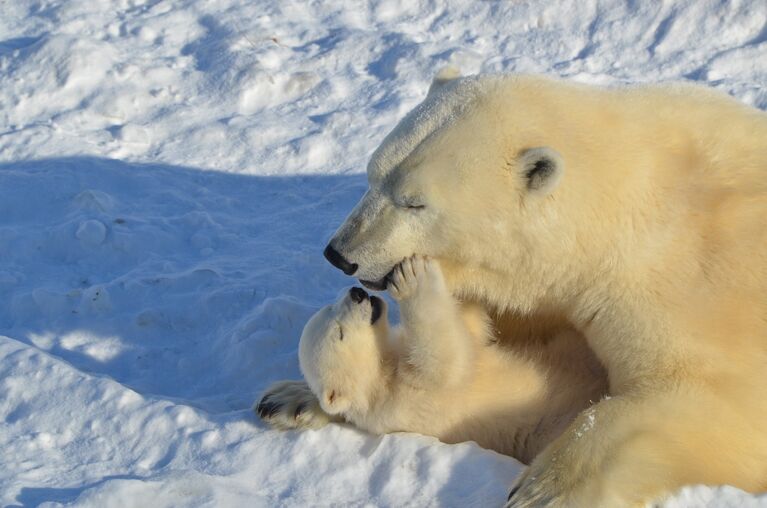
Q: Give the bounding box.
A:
[360,266,398,291]
[360,278,387,291]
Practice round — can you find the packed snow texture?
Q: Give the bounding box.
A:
[1,0,766,506]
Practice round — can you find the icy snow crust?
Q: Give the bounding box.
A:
[1,0,766,506]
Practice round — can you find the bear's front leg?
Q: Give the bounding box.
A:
[505,395,643,508]
[388,255,475,388]
[256,380,339,430]
[504,388,745,508]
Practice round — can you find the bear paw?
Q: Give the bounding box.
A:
[505,450,571,508]
[256,380,333,430]
[388,255,446,301]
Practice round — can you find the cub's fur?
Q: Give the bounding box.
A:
[259,256,606,464]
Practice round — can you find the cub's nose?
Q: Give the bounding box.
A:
[324,244,358,276]
[349,287,369,303]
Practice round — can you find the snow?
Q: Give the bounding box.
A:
[0,0,765,506]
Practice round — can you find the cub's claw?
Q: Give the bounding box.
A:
[387,255,445,301]
[256,380,335,430]
[256,394,283,419]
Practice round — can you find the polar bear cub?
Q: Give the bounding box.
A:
[260,256,606,463]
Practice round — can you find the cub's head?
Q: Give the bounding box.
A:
[298,287,389,415]
[323,70,566,292]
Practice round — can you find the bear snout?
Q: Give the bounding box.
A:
[324,244,358,275]
[349,287,369,303]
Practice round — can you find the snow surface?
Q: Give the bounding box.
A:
[1,0,766,506]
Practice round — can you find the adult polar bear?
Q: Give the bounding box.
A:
[322,71,767,507]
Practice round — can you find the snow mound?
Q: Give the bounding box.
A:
[0,0,765,506]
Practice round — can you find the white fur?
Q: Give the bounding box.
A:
[261,257,606,465]
[324,72,767,507]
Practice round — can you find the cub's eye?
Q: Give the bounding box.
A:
[338,325,344,341]
[406,204,426,210]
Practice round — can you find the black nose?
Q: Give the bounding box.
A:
[324,244,358,275]
[349,287,369,303]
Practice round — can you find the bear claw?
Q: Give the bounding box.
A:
[256,380,335,430]
[257,396,285,420]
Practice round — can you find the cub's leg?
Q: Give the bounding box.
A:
[256,380,339,430]
[388,255,478,388]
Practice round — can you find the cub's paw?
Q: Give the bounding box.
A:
[256,380,333,430]
[388,255,446,301]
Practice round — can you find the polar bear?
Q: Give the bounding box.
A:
[316,71,767,506]
[258,256,607,464]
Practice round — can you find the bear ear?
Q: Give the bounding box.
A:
[427,65,461,96]
[517,147,565,196]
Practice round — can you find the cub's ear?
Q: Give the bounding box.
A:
[517,147,565,196]
[427,65,461,96]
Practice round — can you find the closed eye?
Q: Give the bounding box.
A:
[396,198,426,210]
[338,324,344,341]
[393,194,426,210]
